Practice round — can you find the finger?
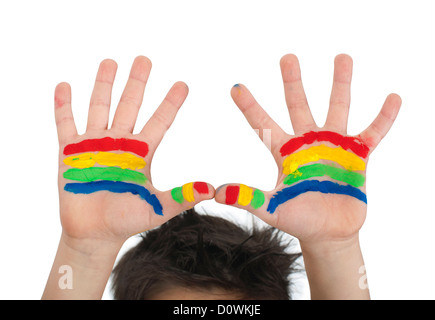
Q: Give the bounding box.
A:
[231,84,288,154]
[111,56,152,132]
[215,183,276,226]
[54,82,78,145]
[163,181,215,215]
[139,81,189,149]
[359,93,402,153]
[325,54,353,133]
[86,59,118,131]
[280,54,317,134]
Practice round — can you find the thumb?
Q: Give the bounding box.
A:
[215,183,277,226]
[163,182,215,213]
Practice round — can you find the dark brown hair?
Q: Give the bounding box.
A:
[112,208,302,300]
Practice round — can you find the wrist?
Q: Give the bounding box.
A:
[299,234,370,300]
[60,232,124,261]
[42,233,123,299]
[300,234,361,259]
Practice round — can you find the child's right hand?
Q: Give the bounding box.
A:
[214,54,401,299]
[215,54,401,246]
[54,56,214,250]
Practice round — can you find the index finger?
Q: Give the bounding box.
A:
[359,93,402,153]
[230,84,288,154]
[139,81,189,151]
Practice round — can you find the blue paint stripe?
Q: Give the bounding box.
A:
[267,180,367,214]
[64,181,163,216]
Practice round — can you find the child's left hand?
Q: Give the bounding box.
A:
[215,54,401,246]
[55,56,214,247]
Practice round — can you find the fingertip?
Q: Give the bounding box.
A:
[194,181,215,200]
[215,183,266,210]
[164,81,189,111]
[383,93,402,120]
[170,182,215,205]
[96,59,118,85]
[230,83,243,97]
[335,53,353,66]
[54,82,71,109]
[55,81,71,92]
[100,58,118,70]
[387,93,402,106]
[280,54,303,83]
[214,183,229,203]
[134,55,152,67]
[280,53,299,69]
[131,56,153,79]
[173,81,189,95]
[231,83,253,105]
[333,54,353,83]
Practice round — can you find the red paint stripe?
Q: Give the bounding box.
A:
[193,182,209,194]
[64,137,149,157]
[225,185,240,205]
[280,131,369,158]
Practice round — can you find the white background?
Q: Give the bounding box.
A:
[0,0,434,299]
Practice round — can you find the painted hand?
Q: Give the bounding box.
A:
[55,57,214,243]
[215,54,401,243]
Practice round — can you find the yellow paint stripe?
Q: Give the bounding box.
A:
[282,145,366,175]
[64,152,146,170]
[238,184,253,206]
[182,182,195,202]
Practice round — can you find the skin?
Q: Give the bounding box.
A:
[43,56,215,299]
[43,54,401,300]
[214,54,401,299]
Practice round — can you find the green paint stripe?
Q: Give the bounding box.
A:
[63,167,147,184]
[251,189,265,209]
[171,187,184,204]
[283,163,365,188]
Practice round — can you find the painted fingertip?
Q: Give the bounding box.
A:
[215,183,228,194]
[171,182,214,204]
[193,181,209,194]
[219,184,266,210]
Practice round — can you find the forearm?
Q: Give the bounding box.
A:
[42,233,123,300]
[300,235,370,300]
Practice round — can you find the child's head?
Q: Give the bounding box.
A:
[112,208,301,300]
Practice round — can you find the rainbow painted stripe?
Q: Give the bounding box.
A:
[280,131,369,158]
[64,167,147,184]
[64,137,149,157]
[62,138,163,216]
[65,181,162,215]
[64,152,146,170]
[171,182,209,204]
[267,180,367,213]
[225,184,265,209]
[267,131,368,214]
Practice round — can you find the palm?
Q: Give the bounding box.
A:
[57,133,164,240]
[55,57,213,242]
[269,137,368,241]
[216,54,401,242]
